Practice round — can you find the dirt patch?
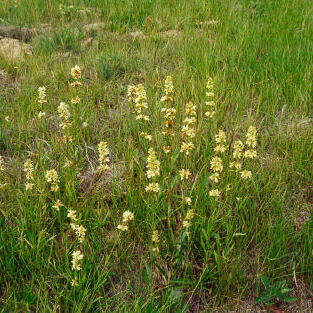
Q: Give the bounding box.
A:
[79,160,126,198]
[275,107,312,138]
[0,68,7,87]
[80,28,202,42]
[127,29,183,40]
[82,22,107,33]
[196,20,219,29]
[81,37,99,49]
[0,25,36,42]
[294,205,311,230]
[209,276,313,313]
[0,37,32,60]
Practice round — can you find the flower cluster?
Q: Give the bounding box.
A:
[0,156,5,187]
[70,65,82,87]
[134,84,150,122]
[63,158,73,168]
[179,168,191,181]
[68,207,86,286]
[71,250,83,271]
[204,77,216,118]
[229,127,257,180]
[145,148,160,193]
[38,111,46,119]
[178,105,194,199]
[161,107,176,130]
[245,126,257,158]
[210,156,223,173]
[117,210,134,231]
[97,141,110,173]
[146,148,160,178]
[37,86,47,119]
[151,230,160,253]
[71,79,82,87]
[181,102,197,155]
[140,132,152,141]
[145,182,160,193]
[0,156,4,172]
[240,126,257,179]
[180,142,194,155]
[209,154,223,197]
[127,85,137,103]
[57,102,71,129]
[45,169,59,192]
[52,199,63,211]
[241,169,252,179]
[184,196,191,205]
[68,210,86,243]
[179,102,197,206]
[24,159,34,190]
[128,84,152,146]
[161,75,174,100]
[209,189,220,197]
[71,95,80,104]
[229,140,243,170]
[183,209,195,229]
[74,224,87,243]
[61,135,73,144]
[38,86,47,104]
[214,130,227,154]
[183,209,195,238]
[70,66,82,105]
[161,76,176,149]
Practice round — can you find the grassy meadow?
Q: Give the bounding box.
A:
[0,0,313,312]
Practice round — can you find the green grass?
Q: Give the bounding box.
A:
[0,0,313,312]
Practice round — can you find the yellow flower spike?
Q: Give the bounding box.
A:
[146,148,160,178]
[71,250,83,271]
[71,65,81,80]
[38,86,47,104]
[240,170,252,179]
[45,169,59,192]
[98,142,110,173]
[209,189,220,197]
[179,169,191,180]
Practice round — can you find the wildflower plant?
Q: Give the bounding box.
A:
[151,230,160,253]
[68,209,86,243]
[182,209,195,238]
[70,65,82,87]
[128,83,152,144]
[134,84,150,122]
[98,141,110,173]
[204,77,216,118]
[117,210,134,231]
[145,147,160,193]
[2,52,266,308]
[52,199,63,211]
[161,76,176,153]
[67,206,87,286]
[45,169,60,192]
[71,250,83,271]
[36,86,47,120]
[70,65,82,131]
[0,156,5,187]
[0,156,4,172]
[24,158,34,190]
[58,102,71,130]
[0,1,311,310]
